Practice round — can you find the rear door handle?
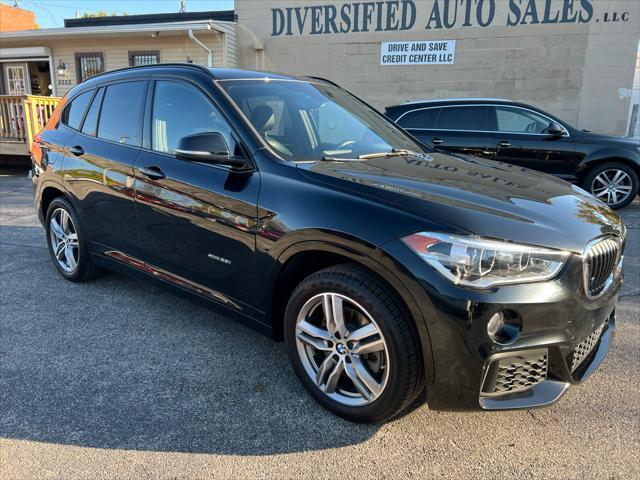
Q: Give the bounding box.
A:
[499,141,512,147]
[139,165,165,180]
[69,145,84,156]
[432,138,444,145]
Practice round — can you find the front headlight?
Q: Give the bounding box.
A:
[402,232,570,288]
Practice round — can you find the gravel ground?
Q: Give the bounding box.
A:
[1,169,638,479]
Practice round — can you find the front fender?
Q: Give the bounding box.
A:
[267,234,436,385]
[578,148,640,176]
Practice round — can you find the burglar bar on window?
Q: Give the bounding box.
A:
[129,50,160,67]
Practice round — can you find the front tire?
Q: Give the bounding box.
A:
[45,197,102,282]
[582,162,638,209]
[284,264,424,423]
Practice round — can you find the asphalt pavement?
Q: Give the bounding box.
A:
[1,168,638,479]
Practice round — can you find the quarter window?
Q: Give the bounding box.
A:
[75,52,104,82]
[496,106,554,134]
[63,90,93,130]
[81,87,104,137]
[437,106,490,131]
[97,81,145,146]
[396,108,440,129]
[151,81,236,154]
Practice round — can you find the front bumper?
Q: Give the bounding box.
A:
[479,310,615,410]
[377,240,622,411]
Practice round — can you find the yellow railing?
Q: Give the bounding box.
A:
[0,95,61,152]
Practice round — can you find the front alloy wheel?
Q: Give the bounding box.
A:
[285,264,424,423]
[295,292,390,406]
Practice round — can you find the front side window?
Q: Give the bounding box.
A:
[436,106,491,131]
[63,89,93,130]
[220,79,423,161]
[396,108,440,129]
[151,81,236,155]
[97,81,145,146]
[75,52,104,82]
[496,106,555,134]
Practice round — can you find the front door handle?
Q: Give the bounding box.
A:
[139,165,165,180]
[432,138,444,145]
[499,141,512,147]
[69,145,84,156]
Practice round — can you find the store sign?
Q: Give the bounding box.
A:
[271,0,630,36]
[380,40,455,65]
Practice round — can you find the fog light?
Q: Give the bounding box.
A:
[487,312,521,345]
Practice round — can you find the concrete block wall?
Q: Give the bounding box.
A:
[236,0,640,136]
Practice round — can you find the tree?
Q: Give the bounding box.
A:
[80,11,128,18]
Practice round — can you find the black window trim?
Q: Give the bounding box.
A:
[128,50,161,67]
[62,77,150,151]
[142,75,256,171]
[396,104,570,137]
[80,86,106,136]
[60,88,97,132]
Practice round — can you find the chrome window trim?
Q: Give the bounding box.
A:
[395,104,571,138]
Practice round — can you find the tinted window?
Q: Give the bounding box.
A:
[98,81,145,146]
[64,90,93,130]
[81,87,104,137]
[151,81,236,154]
[397,108,440,129]
[496,106,553,134]
[221,80,423,161]
[437,106,490,131]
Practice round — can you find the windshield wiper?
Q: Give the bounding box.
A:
[357,148,416,160]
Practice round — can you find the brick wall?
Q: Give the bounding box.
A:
[0,4,36,32]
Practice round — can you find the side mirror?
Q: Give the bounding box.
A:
[547,122,565,137]
[175,132,248,169]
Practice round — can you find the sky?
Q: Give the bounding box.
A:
[5,0,234,28]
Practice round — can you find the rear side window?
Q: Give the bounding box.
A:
[81,87,104,137]
[396,108,440,129]
[437,106,490,131]
[63,90,93,130]
[97,81,145,146]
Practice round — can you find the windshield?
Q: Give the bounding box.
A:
[219,79,424,161]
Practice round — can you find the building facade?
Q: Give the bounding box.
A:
[0,11,236,98]
[235,0,640,137]
[0,3,36,32]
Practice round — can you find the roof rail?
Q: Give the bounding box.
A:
[80,62,216,83]
[307,75,341,87]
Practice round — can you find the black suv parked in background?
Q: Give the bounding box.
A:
[32,65,626,422]
[386,99,640,209]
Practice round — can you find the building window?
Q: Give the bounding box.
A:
[129,50,160,66]
[75,52,104,82]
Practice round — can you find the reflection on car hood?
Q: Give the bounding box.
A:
[298,152,624,253]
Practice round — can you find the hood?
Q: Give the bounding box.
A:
[298,152,624,253]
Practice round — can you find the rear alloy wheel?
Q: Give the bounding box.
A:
[46,197,102,282]
[284,264,423,423]
[583,162,639,209]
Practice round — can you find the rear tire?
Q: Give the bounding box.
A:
[582,162,638,209]
[284,264,424,423]
[45,197,102,282]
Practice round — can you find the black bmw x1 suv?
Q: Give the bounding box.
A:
[32,64,626,423]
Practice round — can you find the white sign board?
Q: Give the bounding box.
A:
[380,40,456,66]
